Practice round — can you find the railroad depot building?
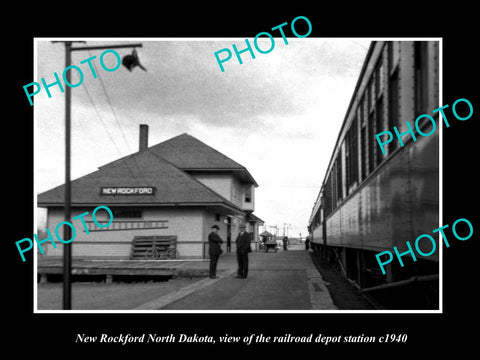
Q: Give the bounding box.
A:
[37,125,262,259]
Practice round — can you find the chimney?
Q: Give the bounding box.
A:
[139,124,149,151]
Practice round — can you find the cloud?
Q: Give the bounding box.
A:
[69,39,367,131]
[36,39,368,136]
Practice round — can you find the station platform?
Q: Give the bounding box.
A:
[36,246,337,311]
[37,257,213,281]
[37,246,298,281]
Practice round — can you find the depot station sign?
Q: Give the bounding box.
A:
[100,187,156,196]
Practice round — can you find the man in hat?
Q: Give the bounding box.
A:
[235,224,252,279]
[208,224,224,279]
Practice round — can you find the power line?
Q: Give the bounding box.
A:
[351,40,370,52]
[81,80,123,156]
[89,50,134,154]
[88,49,147,182]
[81,81,138,180]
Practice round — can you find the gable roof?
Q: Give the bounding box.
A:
[102,133,258,186]
[37,149,244,213]
[149,133,245,170]
[247,213,264,224]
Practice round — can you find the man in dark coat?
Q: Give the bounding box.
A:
[305,236,310,251]
[208,224,223,279]
[235,225,252,279]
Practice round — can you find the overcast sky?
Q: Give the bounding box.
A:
[34,37,370,237]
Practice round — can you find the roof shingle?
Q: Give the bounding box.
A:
[37,149,243,212]
[149,133,246,170]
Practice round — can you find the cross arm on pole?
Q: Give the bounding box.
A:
[71,43,143,52]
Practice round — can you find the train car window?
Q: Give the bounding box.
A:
[415,41,430,126]
[332,162,337,209]
[388,68,400,154]
[376,96,385,164]
[336,155,343,202]
[346,117,359,192]
[325,176,332,216]
[356,105,365,182]
[368,110,376,174]
[376,61,384,97]
[362,95,370,178]
[368,77,375,112]
[346,136,351,193]
[353,127,359,187]
[361,124,367,180]
[388,41,400,74]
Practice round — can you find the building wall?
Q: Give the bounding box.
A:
[42,206,206,259]
[192,172,255,211]
[231,176,242,207]
[193,173,233,204]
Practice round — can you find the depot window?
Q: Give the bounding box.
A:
[111,208,142,218]
[244,185,252,203]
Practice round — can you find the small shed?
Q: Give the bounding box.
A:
[259,231,273,242]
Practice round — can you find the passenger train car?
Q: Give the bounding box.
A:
[308,41,439,308]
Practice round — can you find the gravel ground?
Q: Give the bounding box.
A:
[37,278,202,310]
[309,251,375,310]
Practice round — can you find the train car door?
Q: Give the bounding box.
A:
[321,207,327,258]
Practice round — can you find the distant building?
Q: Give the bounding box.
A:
[37,125,263,259]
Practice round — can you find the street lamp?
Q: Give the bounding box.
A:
[122,48,147,71]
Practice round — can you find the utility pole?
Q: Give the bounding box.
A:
[55,41,143,310]
[282,223,292,238]
[64,41,72,311]
[268,225,277,239]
